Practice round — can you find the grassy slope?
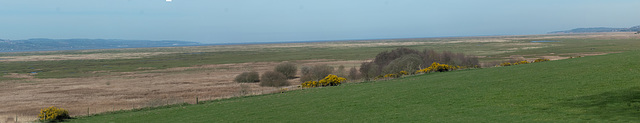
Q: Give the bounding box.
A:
[71,51,640,122]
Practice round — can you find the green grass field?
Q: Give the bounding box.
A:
[70,50,640,122]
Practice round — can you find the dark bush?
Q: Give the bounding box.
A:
[299,74,314,82]
[234,71,260,83]
[260,71,289,87]
[360,47,480,80]
[299,64,334,82]
[275,62,297,79]
[373,47,421,73]
[336,65,346,77]
[359,62,379,81]
[348,67,360,80]
[300,66,311,76]
[382,54,423,74]
[312,65,334,79]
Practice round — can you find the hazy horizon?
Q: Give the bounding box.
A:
[2,0,639,43]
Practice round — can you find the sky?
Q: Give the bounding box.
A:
[1,0,639,43]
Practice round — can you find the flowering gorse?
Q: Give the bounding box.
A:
[534,58,550,62]
[301,74,346,88]
[39,106,70,121]
[416,62,456,74]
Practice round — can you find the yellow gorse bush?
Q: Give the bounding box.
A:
[416,62,453,74]
[517,60,530,64]
[534,58,550,62]
[39,106,70,121]
[384,74,398,78]
[399,71,408,75]
[500,62,512,66]
[501,60,537,67]
[301,74,346,88]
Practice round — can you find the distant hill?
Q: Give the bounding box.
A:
[0,38,203,52]
[550,25,640,34]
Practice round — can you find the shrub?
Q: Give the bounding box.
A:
[416,62,452,73]
[382,54,423,75]
[348,67,361,80]
[534,58,550,62]
[311,64,333,80]
[336,65,346,77]
[39,106,70,122]
[361,47,480,80]
[299,74,315,83]
[234,71,260,83]
[359,62,379,81]
[373,47,421,70]
[260,71,289,87]
[301,74,346,88]
[300,64,334,82]
[515,60,530,65]
[399,71,408,75]
[500,62,512,66]
[300,66,311,75]
[301,80,317,88]
[275,62,297,79]
[384,74,398,78]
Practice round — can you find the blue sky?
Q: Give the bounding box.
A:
[1,0,639,43]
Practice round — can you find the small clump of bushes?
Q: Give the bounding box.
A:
[360,47,479,80]
[235,62,299,87]
[260,71,289,87]
[348,67,361,80]
[234,71,260,83]
[39,106,70,122]
[275,62,297,79]
[300,64,334,82]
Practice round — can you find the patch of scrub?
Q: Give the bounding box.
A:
[531,40,559,43]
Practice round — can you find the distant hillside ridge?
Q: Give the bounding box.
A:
[0,38,203,52]
[550,25,640,34]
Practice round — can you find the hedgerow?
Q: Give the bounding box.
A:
[361,47,479,80]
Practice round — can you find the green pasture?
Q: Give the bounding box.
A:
[70,50,640,122]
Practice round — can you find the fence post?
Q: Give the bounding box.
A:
[87,107,90,116]
[196,96,199,104]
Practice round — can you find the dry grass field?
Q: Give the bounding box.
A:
[0,60,363,122]
[1,32,639,122]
